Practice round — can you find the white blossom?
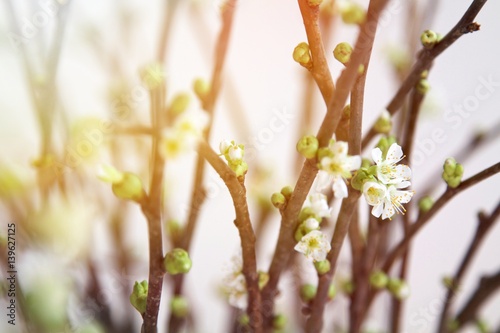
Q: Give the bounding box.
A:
[294,230,331,262]
[305,193,331,219]
[317,140,361,198]
[363,181,414,220]
[372,143,411,185]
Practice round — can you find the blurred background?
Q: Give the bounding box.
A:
[1,0,499,332]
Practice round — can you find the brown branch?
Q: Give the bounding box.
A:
[382,161,500,274]
[197,140,262,333]
[297,0,335,104]
[361,0,487,149]
[306,190,362,332]
[169,2,238,331]
[262,2,389,320]
[437,200,500,333]
[455,268,500,329]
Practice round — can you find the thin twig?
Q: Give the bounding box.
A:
[437,200,500,333]
[197,140,262,333]
[361,0,487,149]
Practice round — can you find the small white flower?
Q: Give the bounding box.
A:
[363,181,414,220]
[227,145,244,162]
[318,140,361,198]
[222,255,247,309]
[219,140,233,155]
[372,143,411,185]
[396,282,411,300]
[305,193,331,218]
[294,230,331,262]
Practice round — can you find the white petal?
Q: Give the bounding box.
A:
[333,177,348,198]
[395,180,411,189]
[315,171,332,191]
[394,164,412,181]
[386,143,404,164]
[371,147,383,165]
[333,141,349,156]
[305,218,320,230]
[348,155,362,171]
[393,190,414,204]
[371,203,384,218]
[219,140,232,154]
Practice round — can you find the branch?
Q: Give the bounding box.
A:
[361,0,487,149]
[455,268,500,329]
[297,0,335,104]
[197,140,262,333]
[437,200,500,333]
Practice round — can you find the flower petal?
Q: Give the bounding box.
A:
[372,147,383,165]
[386,143,404,164]
[333,177,348,198]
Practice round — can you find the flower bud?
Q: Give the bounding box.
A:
[314,260,331,275]
[317,147,334,161]
[418,196,434,213]
[293,42,312,68]
[97,164,124,184]
[333,42,353,65]
[305,217,320,231]
[442,158,463,188]
[167,219,182,240]
[340,3,366,25]
[280,186,293,200]
[420,30,438,49]
[112,172,145,202]
[271,192,286,209]
[388,278,410,300]
[340,279,354,295]
[140,63,165,90]
[130,280,148,314]
[273,314,287,329]
[228,145,244,162]
[416,79,430,94]
[164,248,192,275]
[300,284,317,302]
[193,78,210,101]
[297,135,319,159]
[369,270,389,289]
[294,222,309,242]
[239,313,250,325]
[328,283,337,300]
[219,139,233,155]
[258,271,269,290]
[374,110,392,134]
[351,168,373,191]
[169,93,190,116]
[299,207,318,223]
[230,160,248,178]
[170,296,189,318]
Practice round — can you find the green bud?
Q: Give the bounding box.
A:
[328,284,337,300]
[170,296,189,318]
[333,42,353,65]
[273,314,287,329]
[112,172,145,202]
[167,219,182,239]
[298,207,320,223]
[271,192,286,209]
[169,93,190,116]
[361,158,372,169]
[130,280,148,314]
[193,78,210,101]
[293,42,312,68]
[314,260,331,275]
[296,135,319,159]
[300,284,317,302]
[476,319,489,333]
[387,278,410,300]
[341,279,355,295]
[294,222,309,242]
[374,110,392,134]
[418,196,434,213]
[340,3,366,25]
[443,157,457,176]
[164,248,192,275]
[420,30,438,49]
[317,147,333,161]
[230,160,248,178]
[258,271,269,290]
[351,168,374,191]
[369,271,389,289]
[239,313,250,325]
[417,79,430,94]
[307,0,323,6]
[442,158,463,188]
[280,186,293,201]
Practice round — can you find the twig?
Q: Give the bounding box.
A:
[437,200,500,333]
[157,0,179,63]
[455,268,500,330]
[262,2,389,317]
[297,0,335,104]
[197,140,262,333]
[361,0,487,149]
[169,2,238,331]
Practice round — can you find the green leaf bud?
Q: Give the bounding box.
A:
[293,42,312,68]
[164,248,192,275]
[314,260,331,275]
[297,135,319,159]
[421,30,438,49]
[130,280,148,314]
[300,284,317,302]
[369,271,389,289]
[170,296,189,318]
[418,196,434,213]
[112,172,145,202]
[333,42,353,65]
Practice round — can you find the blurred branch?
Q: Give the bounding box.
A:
[362,0,487,149]
[437,200,500,333]
[157,0,180,63]
[455,268,500,330]
[198,140,262,332]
